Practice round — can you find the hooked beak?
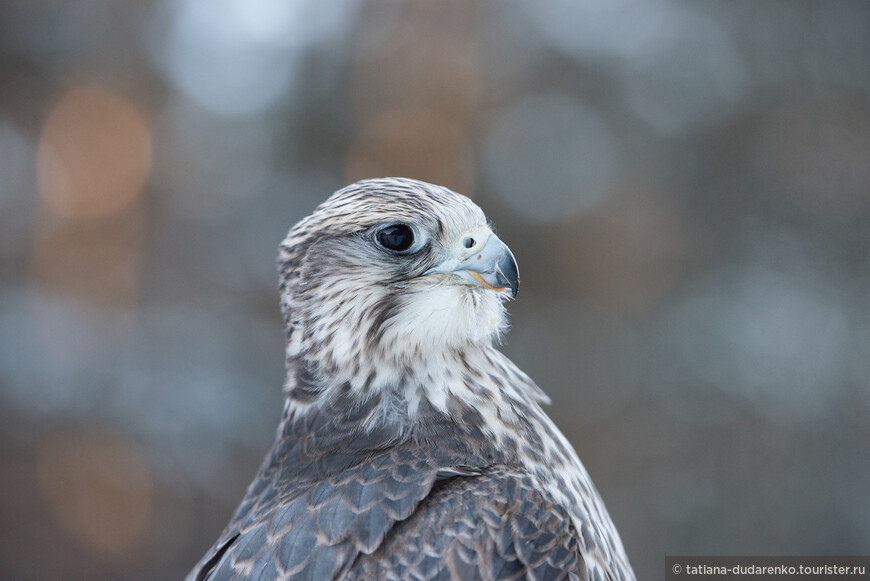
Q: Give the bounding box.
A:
[423,229,520,298]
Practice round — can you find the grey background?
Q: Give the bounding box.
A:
[1,1,869,579]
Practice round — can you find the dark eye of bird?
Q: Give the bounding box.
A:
[377,224,414,252]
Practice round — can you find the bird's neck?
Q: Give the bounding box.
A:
[281,330,548,447]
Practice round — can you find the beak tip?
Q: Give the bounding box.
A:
[497,249,520,300]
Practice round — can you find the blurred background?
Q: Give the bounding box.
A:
[1,0,869,578]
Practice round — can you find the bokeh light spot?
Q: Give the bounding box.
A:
[37,85,152,221]
[149,0,359,116]
[36,429,153,558]
[483,93,617,223]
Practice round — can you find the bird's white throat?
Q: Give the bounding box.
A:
[283,280,523,424]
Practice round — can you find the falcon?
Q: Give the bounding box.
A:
[188,178,635,580]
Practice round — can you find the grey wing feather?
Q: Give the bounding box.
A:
[187,445,443,581]
[346,467,585,581]
[190,463,585,581]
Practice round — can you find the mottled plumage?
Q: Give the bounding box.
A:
[189,178,635,581]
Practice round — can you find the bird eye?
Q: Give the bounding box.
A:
[376,224,415,252]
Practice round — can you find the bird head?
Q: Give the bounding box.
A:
[277,178,519,389]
